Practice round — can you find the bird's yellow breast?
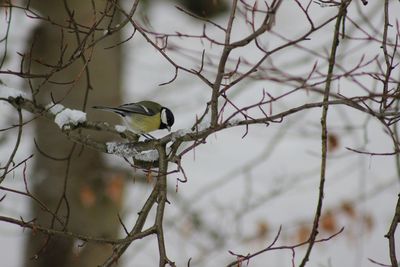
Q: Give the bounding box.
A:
[128,113,161,133]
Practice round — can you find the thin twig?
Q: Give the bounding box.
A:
[384,193,400,267]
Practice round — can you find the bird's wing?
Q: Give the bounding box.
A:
[117,103,157,116]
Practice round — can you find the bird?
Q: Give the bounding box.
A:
[93,101,174,139]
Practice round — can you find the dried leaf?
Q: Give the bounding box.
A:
[328,133,340,152]
[340,201,356,218]
[106,175,124,205]
[321,210,338,233]
[297,225,310,243]
[146,171,153,183]
[256,220,270,239]
[80,184,96,208]
[362,213,374,232]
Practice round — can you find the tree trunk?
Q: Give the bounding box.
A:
[23,1,124,266]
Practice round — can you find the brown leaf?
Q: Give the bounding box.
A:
[340,201,356,219]
[106,175,124,205]
[146,171,153,183]
[80,184,96,208]
[297,225,310,243]
[256,220,270,239]
[321,210,338,233]
[328,133,340,152]
[362,213,374,232]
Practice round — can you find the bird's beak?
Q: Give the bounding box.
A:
[167,126,171,132]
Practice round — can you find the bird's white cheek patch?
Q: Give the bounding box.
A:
[161,109,168,125]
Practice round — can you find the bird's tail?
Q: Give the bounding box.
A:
[92,106,126,117]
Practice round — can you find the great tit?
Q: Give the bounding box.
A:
[93,101,174,139]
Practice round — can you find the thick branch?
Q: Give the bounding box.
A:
[299,1,350,266]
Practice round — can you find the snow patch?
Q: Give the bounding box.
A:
[115,125,127,133]
[106,142,159,162]
[134,150,159,162]
[227,118,241,126]
[54,108,86,128]
[0,84,28,99]
[46,103,65,115]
